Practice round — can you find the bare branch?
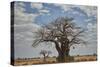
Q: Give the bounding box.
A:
[69,30,85,47]
[32,17,86,56]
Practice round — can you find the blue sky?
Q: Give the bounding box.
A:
[14,1,97,58]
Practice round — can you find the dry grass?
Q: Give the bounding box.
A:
[14,55,97,66]
[74,55,97,62]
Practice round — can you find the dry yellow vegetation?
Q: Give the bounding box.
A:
[14,55,97,66]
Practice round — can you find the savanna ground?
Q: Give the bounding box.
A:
[14,55,97,66]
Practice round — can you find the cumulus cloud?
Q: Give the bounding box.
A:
[39,9,50,13]
[14,2,42,58]
[82,22,97,47]
[14,2,39,25]
[87,23,97,32]
[31,3,50,15]
[52,4,72,13]
[31,3,43,9]
[53,4,97,18]
[77,6,97,17]
[71,10,84,17]
[15,3,40,32]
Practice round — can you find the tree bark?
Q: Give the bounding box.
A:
[42,39,71,62]
[66,49,70,56]
[56,44,70,62]
[57,50,70,62]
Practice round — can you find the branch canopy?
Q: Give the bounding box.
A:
[32,17,86,49]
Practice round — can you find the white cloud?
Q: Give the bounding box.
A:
[32,3,51,16]
[53,4,97,18]
[72,11,84,16]
[87,23,97,32]
[14,2,41,26]
[31,3,43,9]
[78,6,97,17]
[14,2,41,52]
[84,18,92,23]
[14,2,39,25]
[31,3,50,16]
[39,9,50,13]
[83,22,97,45]
[52,4,72,13]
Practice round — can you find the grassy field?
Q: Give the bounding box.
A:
[14,55,97,66]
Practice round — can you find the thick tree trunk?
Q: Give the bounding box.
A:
[57,50,70,62]
[56,46,70,62]
[66,49,70,56]
[58,53,65,62]
[43,39,71,62]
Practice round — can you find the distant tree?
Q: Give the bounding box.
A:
[93,53,97,56]
[33,17,86,62]
[17,58,21,60]
[77,55,80,56]
[40,50,52,62]
[24,58,27,60]
[47,51,52,57]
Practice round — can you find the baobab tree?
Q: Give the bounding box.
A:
[40,50,52,62]
[33,17,86,62]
